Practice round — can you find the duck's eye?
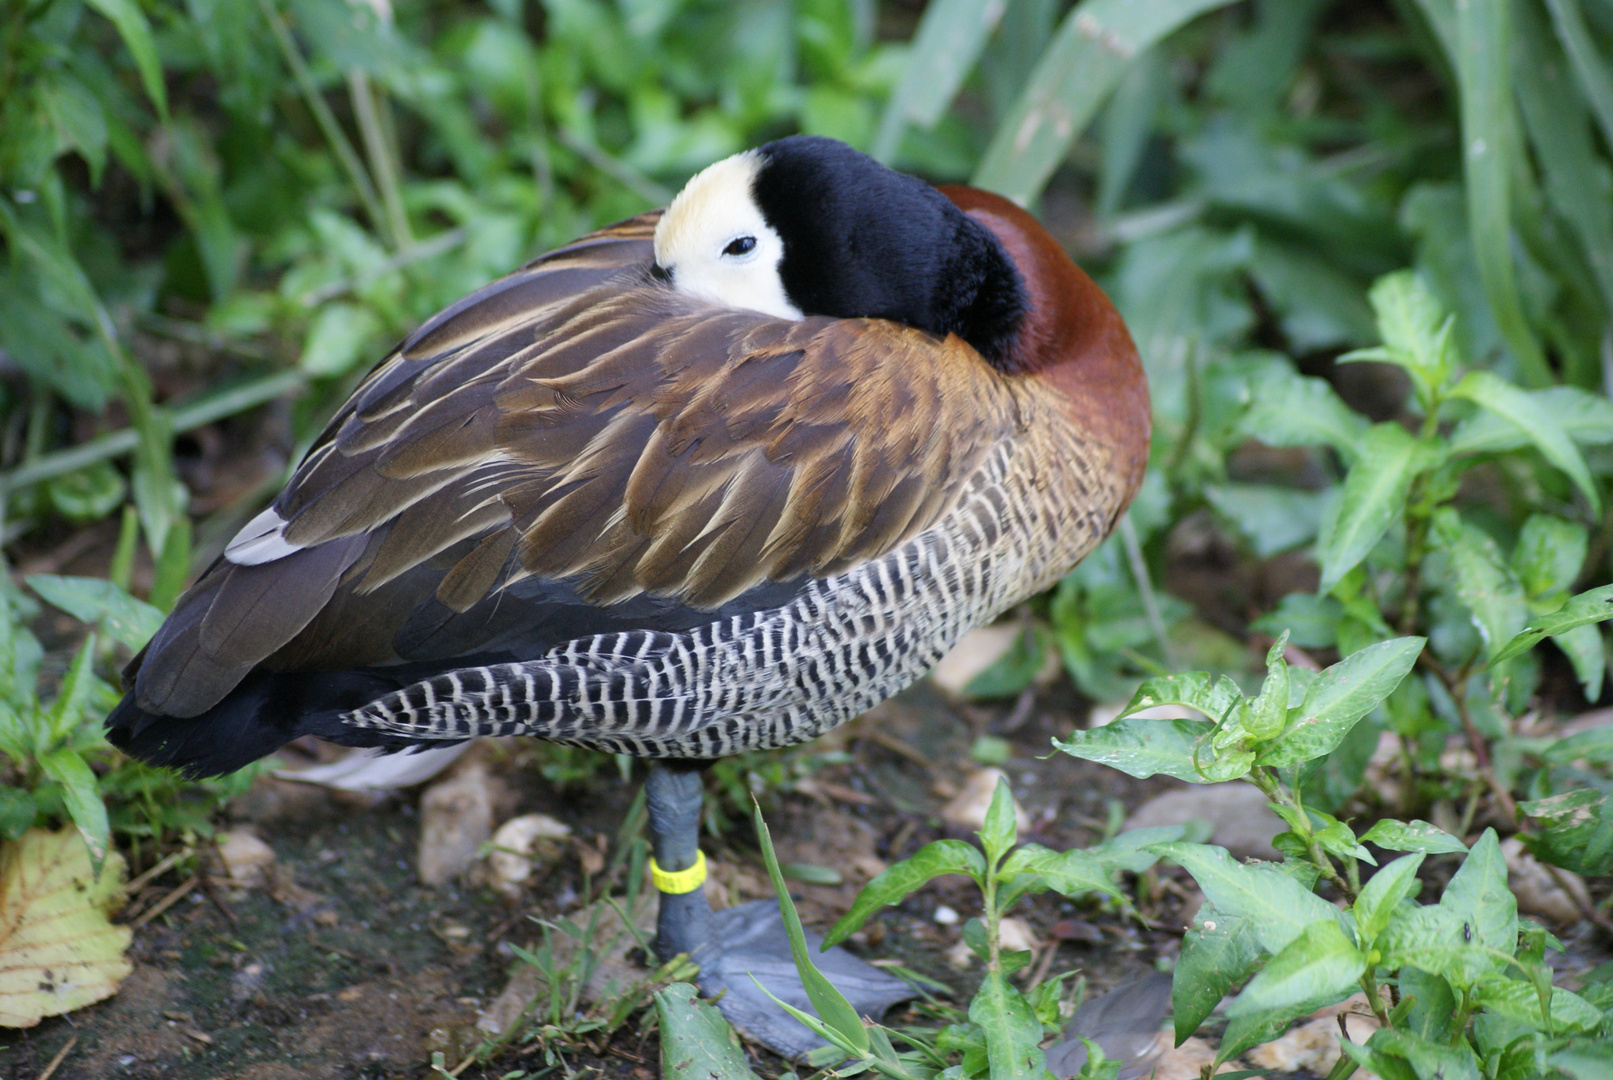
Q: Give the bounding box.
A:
[722,236,757,257]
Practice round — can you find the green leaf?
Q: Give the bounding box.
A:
[824,839,984,947]
[1542,730,1613,764]
[1257,637,1424,768]
[1443,830,1515,956]
[1121,671,1244,722]
[1430,509,1530,663]
[1384,830,1516,989]
[963,624,1048,701]
[1518,788,1613,877]
[1319,424,1441,591]
[1245,633,1289,741]
[871,0,1006,161]
[84,0,169,118]
[980,776,1018,867]
[1544,0,1613,181]
[1000,844,1123,901]
[1221,919,1366,1060]
[1470,975,1602,1034]
[1550,1042,1613,1080]
[300,302,385,377]
[1341,271,1453,410]
[1148,842,1338,956]
[0,788,37,841]
[1252,594,1342,650]
[1174,902,1263,1044]
[39,748,110,871]
[1203,485,1327,559]
[1053,717,1219,783]
[1453,0,1550,387]
[1352,853,1426,944]
[1511,515,1588,601]
[972,0,1242,205]
[26,576,164,652]
[753,804,870,1054]
[1238,371,1368,459]
[1450,386,1613,453]
[969,969,1044,1080]
[1362,1028,1482,1080]
[1490,584,1613,664]
[1359,819,1468,855]
[655,982,765,1080]
[44,636,98,744]
[1450,372,1600,512]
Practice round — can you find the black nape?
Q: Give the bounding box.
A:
[751,136,1027,367]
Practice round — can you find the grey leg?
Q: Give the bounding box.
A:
[645,759,713,965]
[641,759,916,1061]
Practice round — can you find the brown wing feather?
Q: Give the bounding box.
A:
[133,211,1018,715]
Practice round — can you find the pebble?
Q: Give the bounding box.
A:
[934,905,960,925]
[417,764,493,886]
[485,813,572,897]
[941,767,1031,834]
[216,828,275,887]
[1123,782,1283,859]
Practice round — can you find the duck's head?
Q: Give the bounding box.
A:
[653,135,1028,369]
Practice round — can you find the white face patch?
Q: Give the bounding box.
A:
[653,151,803,321]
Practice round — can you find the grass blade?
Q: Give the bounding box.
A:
[752,803,871,1054]
[1454,0,1551,386]
[1544,0,1613,162]
[872,0,1007,163]
[972,0,1240,205]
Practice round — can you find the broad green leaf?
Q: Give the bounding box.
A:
[1359,819,1468,855]
[1542,730,1613,764]
[1053,717,1219,783]
[1450,372,1600,512]
[1257,637,1424,768]
[1518,788,1612,877]
[655,982,765,1080]
[0,789,35,842]
[1342,271,1453,409]
[1237,371,1368,459]
[1431,509,1530,662]
[1453,0,1550,387]
[871,0,1006,161]
[999,844,1122,900]
[824,839,984,947]
[1252,593,1343,650]
[1470,975,1602,1033]
[0,827,131,1027]
[1120,671,1243,722]
[753,805,869,1053]
[1385,830,1518,989]
[1550,1043,1613,1080]
[39,748,110,871]
[1443,830,1515,954]
[1363,1028,1482,1080]
[970,969,1044,1080]
[1319,424,1441,591]
[1203,484,1326,558]
[1511,515,1588,600]
[1221,919,1366,1059]
[1088,827,1184,875]
[973,0,1242,205]
[1352,853,1426,944]
[84,0,168,117]
[1551,622,1605,702]
[1148,842,1338,955]
[1450,386,1613,453]
[300,302,385,377]
[26,576,164,652]
[1174,902,1262,1044]
[1491,584,1613,664]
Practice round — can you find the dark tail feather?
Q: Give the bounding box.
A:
[105,668,458,779]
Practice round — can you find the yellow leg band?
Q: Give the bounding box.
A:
[650,850,708,894]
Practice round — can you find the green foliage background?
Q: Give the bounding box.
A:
[1,0,1611,872]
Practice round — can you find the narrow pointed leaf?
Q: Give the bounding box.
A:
[1490,584,1613,664]
[1319,425,1441,591]
[1450,372,1600,512]
[824,840,985,947]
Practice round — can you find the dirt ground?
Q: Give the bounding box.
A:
[0,678,1219,1080]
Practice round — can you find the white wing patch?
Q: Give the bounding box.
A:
[224,506,303,565]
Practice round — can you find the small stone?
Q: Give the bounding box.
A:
[1124,783,1283,860]
[997,916,1038,952]
[485,813,571,897]
[417,764,493,886]
[945,939,975,969]
[1246,993,1380,1078]
[934,905,960,925]
[941,768,1030,833]
[1151,1037,1241,1080]
[217,829,275,887]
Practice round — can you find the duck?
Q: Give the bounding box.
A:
[106,135,1150,1058]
